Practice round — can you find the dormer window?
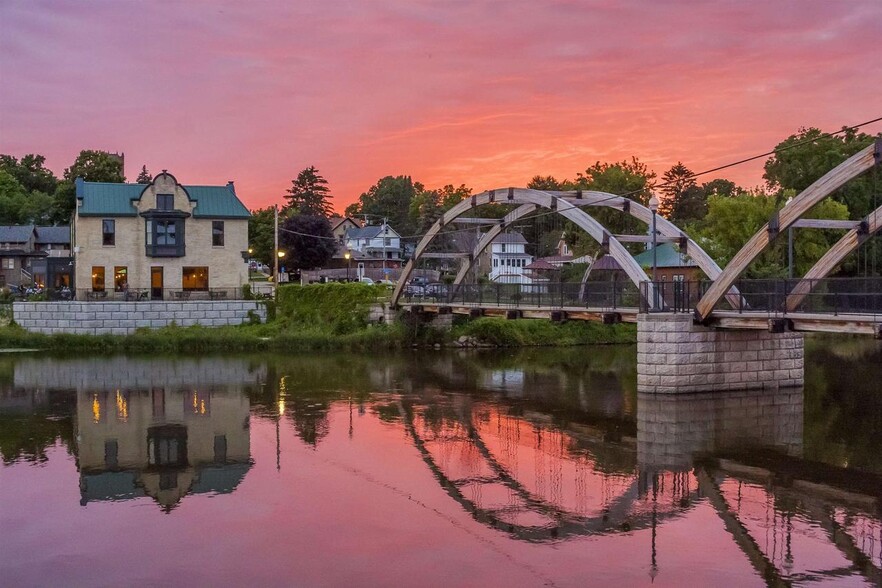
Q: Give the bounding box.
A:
[157,194,174,211]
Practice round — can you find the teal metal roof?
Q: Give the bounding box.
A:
[76,179,250,219]
[76,181,143,216]
[185,185,251,218]
[632,242,698,269]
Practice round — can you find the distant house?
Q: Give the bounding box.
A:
[329,216,361,243]
[632,243,701,282]
[0,225,73,288]
[489,232,533,284]
[74,171,250,299]
[344,224,403,262]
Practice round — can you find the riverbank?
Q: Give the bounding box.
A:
[0,283,636,352]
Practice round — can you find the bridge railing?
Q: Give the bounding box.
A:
[399,281,641,310]
[640,277,882,316]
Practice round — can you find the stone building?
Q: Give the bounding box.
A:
[73,171,250,298]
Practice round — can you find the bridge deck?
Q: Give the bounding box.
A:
[399,302,639,322]
[400,302,881,335]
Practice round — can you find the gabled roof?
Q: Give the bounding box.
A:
[0,225,36,243]
[35,226,71,244]
[492,232,527,244]
[525,259,557,270]
[75,177,250,219]
[345,225,401,240]
[330,216,360,231]
[632,243,699,269]
[184,185,250,218]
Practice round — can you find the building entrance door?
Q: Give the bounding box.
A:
[151,267,163,299]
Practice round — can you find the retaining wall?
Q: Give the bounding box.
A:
[13,300,266,335]
[637,313,804,393]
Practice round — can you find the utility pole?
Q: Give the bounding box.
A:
[382,217,387,280]
[274,204,279,291]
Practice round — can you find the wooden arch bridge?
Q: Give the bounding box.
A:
[392,140,882,335]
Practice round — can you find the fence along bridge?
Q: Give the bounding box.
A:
[391,140,882,392]
[392,140,882,335]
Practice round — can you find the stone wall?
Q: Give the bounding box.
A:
[637,388,804,470]
[13,300,266,335]
[637,313,804,393]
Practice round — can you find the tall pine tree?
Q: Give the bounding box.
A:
[284,166,334,217]
[136,165,152,184]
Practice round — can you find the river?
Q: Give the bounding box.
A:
[1,340,880,587]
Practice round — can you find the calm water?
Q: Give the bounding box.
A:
[1,342,881,587]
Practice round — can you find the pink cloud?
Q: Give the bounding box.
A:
[1,0,880,212]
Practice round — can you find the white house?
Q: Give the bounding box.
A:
[344,224,403,262]
[489,232,533,284]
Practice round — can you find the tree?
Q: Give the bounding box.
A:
[693,191,849,277]
[701,178,739,198]
[279,214,337,270]
[62,150,125,183]
[284,166,334,217]
[0,171,29,224]
[248,207,276,266]
[658,162,698,219]
[0,154,58,195]
[136,165,152,184]
[53,150,126,223]
[346,175,422,236]
[764,127,878,216]
[565,158,656,257]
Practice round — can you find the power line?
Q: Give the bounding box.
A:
[277,115,882,245]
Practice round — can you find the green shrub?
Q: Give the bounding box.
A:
[276,282,386,334]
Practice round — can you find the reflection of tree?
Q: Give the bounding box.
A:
[0,389,75,465]
[803,343,882,473]
[287,396,331,447]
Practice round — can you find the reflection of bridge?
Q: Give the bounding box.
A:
[393,141,882,392]
[395,382,880,585]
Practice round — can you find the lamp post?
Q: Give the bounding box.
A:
[344,250,351,282]
[277,250,285,283]
[648,194,659,310]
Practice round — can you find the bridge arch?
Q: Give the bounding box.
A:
[695,142,880,320]
[392,188,726,308]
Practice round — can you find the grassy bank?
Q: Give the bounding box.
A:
[0,283,636,352]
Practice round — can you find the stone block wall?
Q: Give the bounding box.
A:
[13,300,266,335]
[637,313,804,393]
[637,388,804,470]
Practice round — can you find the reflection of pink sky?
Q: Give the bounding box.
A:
[2,1,881,212]
[2,406,764,586]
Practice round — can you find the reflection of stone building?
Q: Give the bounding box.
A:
[76,387,251,509]
[10,356,263,510]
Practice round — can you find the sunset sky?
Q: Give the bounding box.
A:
[2,0,880,213]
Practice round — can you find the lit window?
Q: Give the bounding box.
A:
[182,266,208,291]
[212,221,224,246]
[114,266,127,292]
[102,220,115,246]
[91,266,105,292]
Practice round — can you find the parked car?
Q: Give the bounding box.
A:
[404,283,425,297]
[359,277,375,285]
[424,283,448,300]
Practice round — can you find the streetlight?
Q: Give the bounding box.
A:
[648,194,659,310]
[344,250,352,282]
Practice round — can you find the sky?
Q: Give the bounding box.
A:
[1,0,881,213]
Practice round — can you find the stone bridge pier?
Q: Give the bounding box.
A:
[637,314,804,393]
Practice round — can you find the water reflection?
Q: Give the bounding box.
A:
[1,348,880,586]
